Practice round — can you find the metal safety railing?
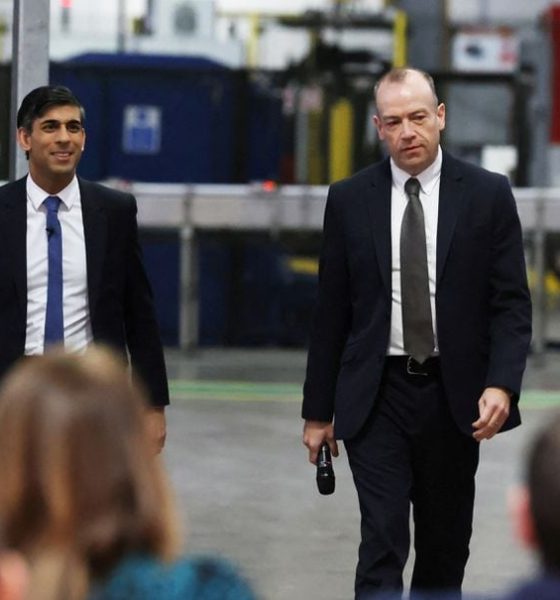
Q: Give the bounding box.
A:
[125,182,559,354]
[0,180,556,354]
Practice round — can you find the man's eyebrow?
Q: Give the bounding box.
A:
[39,118,82,125]
[381,109,428,121]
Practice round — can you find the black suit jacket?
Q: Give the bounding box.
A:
[0,176,169,407]
[303,151,532,439]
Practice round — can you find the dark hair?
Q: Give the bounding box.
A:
[374,67,439,108]
[17,85,85,132]
[527,413,560,570]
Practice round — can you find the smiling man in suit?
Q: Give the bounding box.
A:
[302,68,532,598]
[0,85,168,452]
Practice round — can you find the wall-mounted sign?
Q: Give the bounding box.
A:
[122,105,162,154]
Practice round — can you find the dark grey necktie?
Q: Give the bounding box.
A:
[401,177,434,363]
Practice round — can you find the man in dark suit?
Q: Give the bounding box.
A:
[302,68,532,598]
[0,85,168,451]
[500,412,560,600]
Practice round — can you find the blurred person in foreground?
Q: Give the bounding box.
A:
[0,85,168,452]
[0,535,27,600]
[302,67,532,599]
[501,412,560,600]
[0,348,256,600]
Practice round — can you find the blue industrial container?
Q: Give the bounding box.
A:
[50,53,283,183]
[198,235,233,346]
[139,230,180,347]
[247,82,284,181]
[233,239,285,345]
[51,54,235,183]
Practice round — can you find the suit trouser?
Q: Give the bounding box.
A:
[344,357,480,599]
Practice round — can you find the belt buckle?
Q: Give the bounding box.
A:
[406,356,428,376]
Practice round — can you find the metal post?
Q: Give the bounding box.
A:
[247,13,260,69]
[145,0,155,33]
[117,0,126,53]
[9,0,50,181]
[295,92,309,184]
[392,10,407,67]
[179,193,198,350]
[478,0,490,23]
[393,0,446,71]
[532,194,546,361]
[528,18,552,186]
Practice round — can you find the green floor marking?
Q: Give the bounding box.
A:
[521,390,560,408]
[170,380,560,408]
[169,380,301,402]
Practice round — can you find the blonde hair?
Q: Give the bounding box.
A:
[0,347,180,600]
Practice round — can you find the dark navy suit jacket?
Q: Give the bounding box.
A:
[0,176,169,406]
[303,151,531,439]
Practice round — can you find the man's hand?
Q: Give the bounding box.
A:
[145,407,167,454]
[472,387,511,442]
[303,420,339,465]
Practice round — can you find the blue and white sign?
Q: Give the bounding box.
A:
[122,105,162,155]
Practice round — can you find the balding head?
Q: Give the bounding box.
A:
[374,68,439,109]
[372,67,445,176]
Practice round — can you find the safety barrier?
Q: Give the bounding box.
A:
[124,182,557,355]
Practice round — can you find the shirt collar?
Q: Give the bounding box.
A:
[26,174,79,211]
[390,146,442,195]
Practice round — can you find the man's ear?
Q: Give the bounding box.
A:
[16,128,31,153]
[509,485,538,550]
[0,551,28,600]
[373,115,384,140]
[437,102,446,132]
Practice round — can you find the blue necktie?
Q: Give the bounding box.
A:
[44,196,64,348]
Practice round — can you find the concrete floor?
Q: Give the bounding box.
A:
[163,349,559,600]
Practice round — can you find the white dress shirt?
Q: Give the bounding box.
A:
[387,146,442,356]
[25,175,93,355]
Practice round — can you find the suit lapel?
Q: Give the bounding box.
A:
[1,178,28,316]
[79,179,106,319]
[436,152,464,284]
[365,159,392,295]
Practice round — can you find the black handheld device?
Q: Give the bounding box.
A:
[316,442,335,495]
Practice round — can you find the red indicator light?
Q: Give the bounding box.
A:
[262,180,277,192]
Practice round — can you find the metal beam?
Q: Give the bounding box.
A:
[9,0,50,181]
[393,0,447,71]
[117,0,127,53]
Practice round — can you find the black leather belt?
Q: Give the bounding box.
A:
[385,355,440,376]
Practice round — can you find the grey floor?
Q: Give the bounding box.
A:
[163,348,558,600]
